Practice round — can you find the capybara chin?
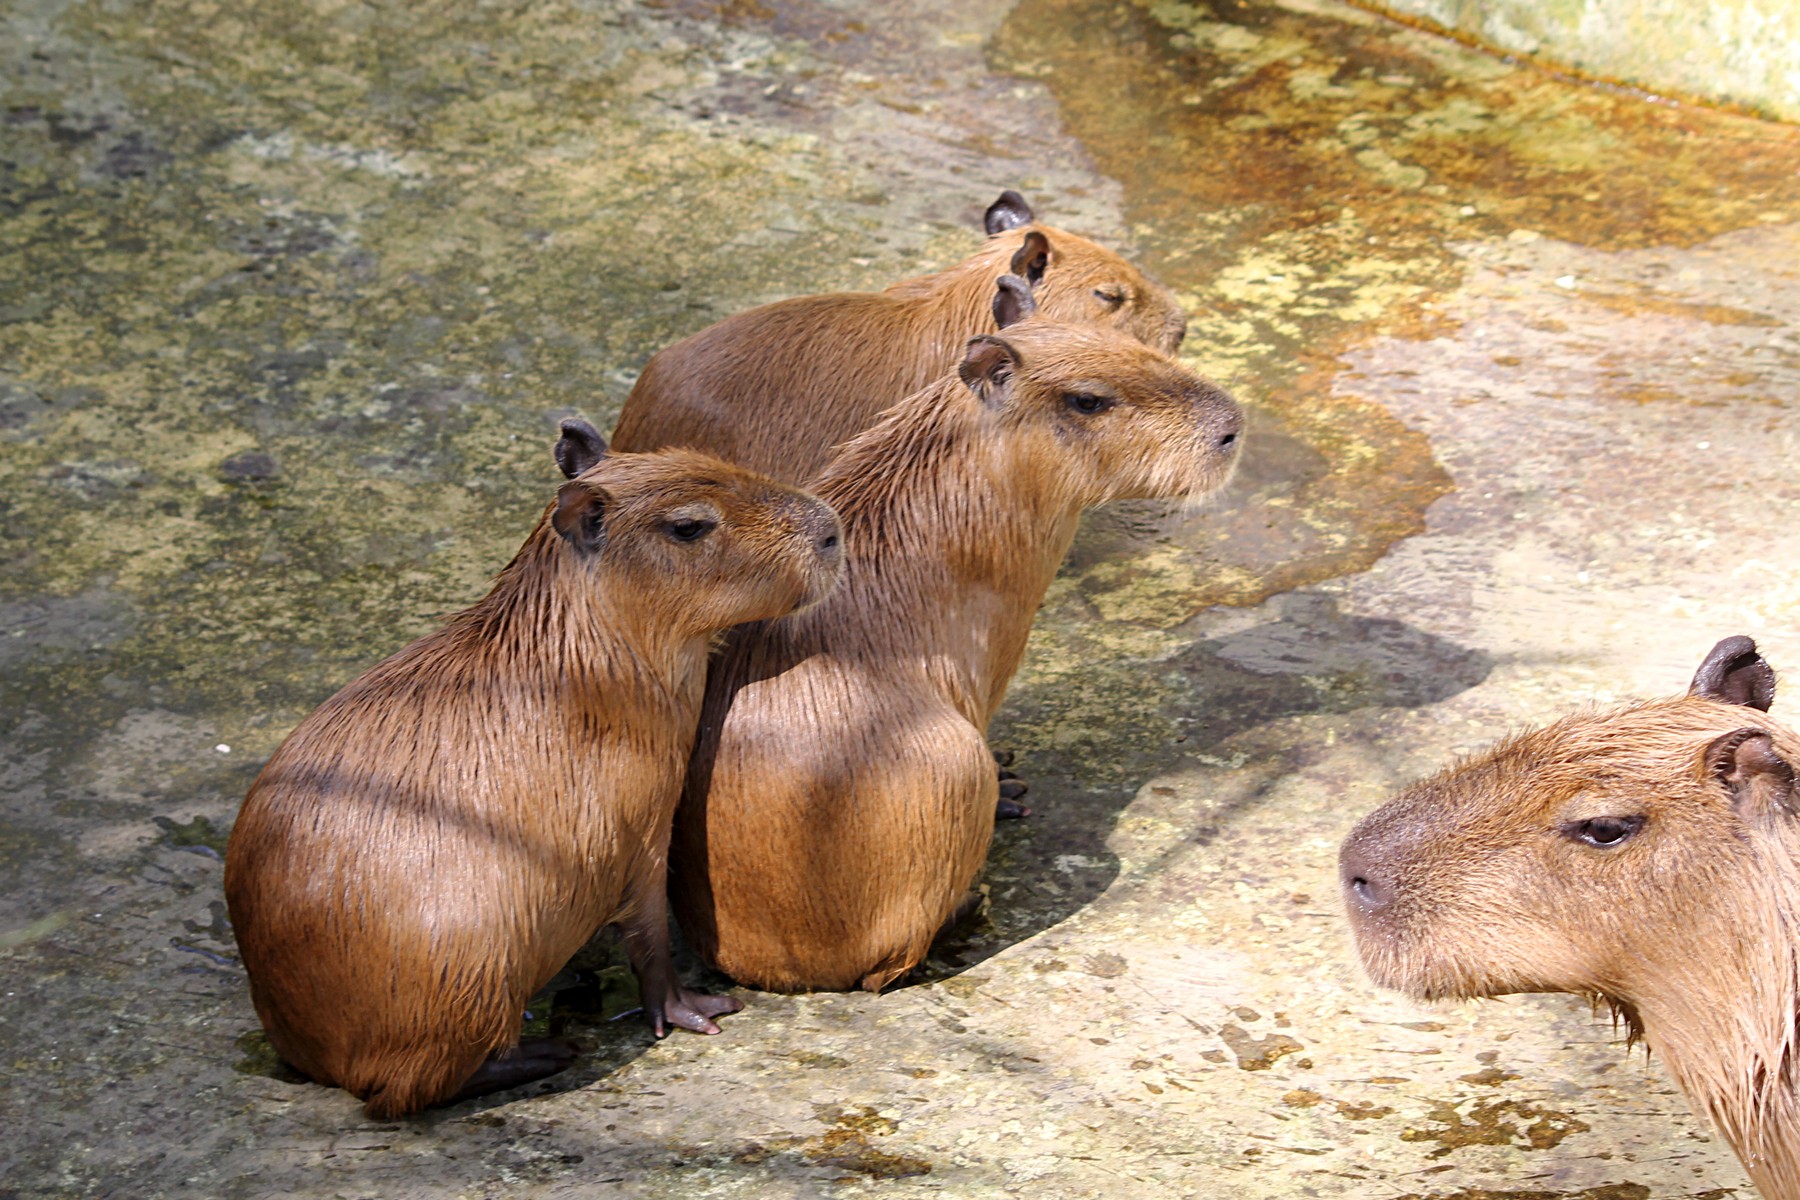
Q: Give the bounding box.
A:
[609,189,1188,485]
[1341,635,1800,1200]
[670,274,1241,994]
[224,421,842,1118]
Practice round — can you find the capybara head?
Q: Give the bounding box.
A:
[1341,636,1800,1013]
[547,418,843,631]
[954,275,1240,506]
[979,189,1187,354]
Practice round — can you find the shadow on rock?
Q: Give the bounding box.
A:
[917,590,1492,982]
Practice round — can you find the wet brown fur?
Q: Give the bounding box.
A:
[224,444,841,1118]
[1341,641,1800,1198]
[670,314,1241,993]
[609,199,1187,484]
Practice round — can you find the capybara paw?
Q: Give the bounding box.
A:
[651,990,745,1038]
[517,1036,582,1070]
[996,771,1031,819]
[991,747,1016,769]
[447,1037,581,1105]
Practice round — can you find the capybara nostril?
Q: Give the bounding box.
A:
[799,502,843,557]
[1348,874,1387,912]
[1339,844,1391,914]
[1218,430,1238,449]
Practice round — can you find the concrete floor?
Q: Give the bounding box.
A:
[4,0,1800,1196]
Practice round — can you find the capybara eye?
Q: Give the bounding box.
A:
[1092,286,1126,309]
[1562,814,1646,848]
[1065,392,1110,415]
[666,518,717,543]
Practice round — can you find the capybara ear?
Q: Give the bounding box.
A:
[992,274,1038,330]
[984,189,1035,235]
[552,481,608,556]
[1703,728,1798,820]
[1009,230,1049,285]
[555,418,609,480]
[958,335,1021,406]
[1689,635,1776,711]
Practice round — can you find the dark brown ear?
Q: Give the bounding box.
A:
[1009,230,1049,285]
[1690,635,1775,711]
[958,335,1020,407]
[1704,728,1798,821]
[552,481,608,556]
[985,189,1034,235]
[992,274,1038,330]
[555,418,608,480]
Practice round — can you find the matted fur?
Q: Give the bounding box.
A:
[609,197,1187,484]
[224,445,841,1118]
[1342,655,1800,1198]
[669,315,1241,993]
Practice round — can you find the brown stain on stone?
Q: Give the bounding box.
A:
[1400,1097,1591,1158]
[718,1106,933,1180]
[1337,1099,1397,1120]
[1282,1087,1394,1119]
[805,1105,932,1180]
[994,0,1800,613]
[1219,1021,1306,1070]
[1576,289,1784,328]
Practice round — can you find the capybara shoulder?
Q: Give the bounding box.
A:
[224,423,841,1117]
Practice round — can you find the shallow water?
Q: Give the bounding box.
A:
[3,0,1798,1195]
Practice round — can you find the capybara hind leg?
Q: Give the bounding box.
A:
[941,887,986,934]
[859,952,917,994]
[446,1038,581,1106]
[858,892,985,993]
[620,882,743,1037]
[992,748,1031,819]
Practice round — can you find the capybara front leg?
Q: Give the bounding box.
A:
[446,1038,581,1105]
[620,885,743,1037]
[993,747,1031,819]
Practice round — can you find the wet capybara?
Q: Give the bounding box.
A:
[608,189,1188,485]
[224,421,842,1118]
[1341,636,1800,1199]
[670,275,1241,993]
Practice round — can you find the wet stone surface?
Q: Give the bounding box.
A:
[2,0,1798,1196]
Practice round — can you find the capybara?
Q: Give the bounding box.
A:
[225,421,843,1117]
[1341,635,1800,1199]
[608,189,1188,485]
[670,275,1242,993]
